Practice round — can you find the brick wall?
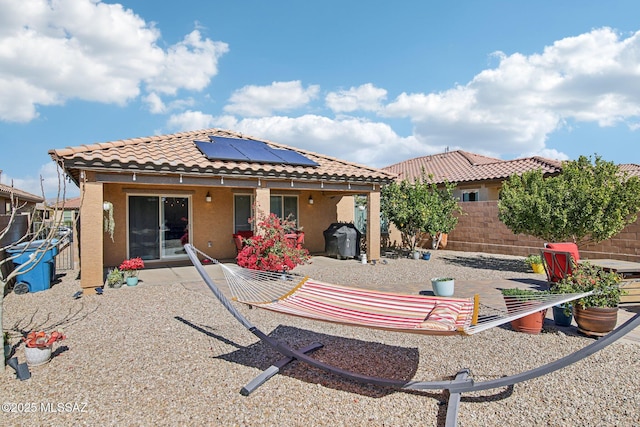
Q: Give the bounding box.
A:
[446,201,640,262]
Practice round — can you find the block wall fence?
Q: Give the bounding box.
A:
[444,201,640,263]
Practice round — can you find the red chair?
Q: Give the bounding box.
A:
[541,242,580,285]
[284,231,304,249]
[233,230,254,253]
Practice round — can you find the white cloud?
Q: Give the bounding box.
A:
[166,110,218,131]
[0,0,228,123]
[325,83,387,113]
[383,27,640,160]
[224,81,319,117]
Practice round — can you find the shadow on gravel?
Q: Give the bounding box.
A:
[441,254,530,274]
[177,315,519,418]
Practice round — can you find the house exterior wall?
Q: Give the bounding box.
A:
[97,183,355,275]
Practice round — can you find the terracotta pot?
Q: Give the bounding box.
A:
[574,305,618,336]
[509,309,547,334]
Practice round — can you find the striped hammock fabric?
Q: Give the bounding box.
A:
[186,245,592,336]
[247,278,477,335]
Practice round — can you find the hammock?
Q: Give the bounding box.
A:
[187,245,590,335]
[184,244,640,426]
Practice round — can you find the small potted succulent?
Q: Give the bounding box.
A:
[431,277,454,297]
[119,257,145,286]
[524,254,544,274]
[106,267,124,288]
[23,330,66,366]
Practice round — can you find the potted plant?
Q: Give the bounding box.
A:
[22,330,66,366]
[106,267,124,288]
[500,288,549,334]
[552,303,573,327]
[524,254,545,274]
[119,257,145,286]
[552,262,624,336]
[431,277,454,297]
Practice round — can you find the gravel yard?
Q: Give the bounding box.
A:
[2,249,640,426]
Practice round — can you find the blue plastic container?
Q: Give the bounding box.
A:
[7,240,58,293]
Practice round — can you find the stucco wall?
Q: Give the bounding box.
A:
[100,183,349,267]
[446,201,640,262]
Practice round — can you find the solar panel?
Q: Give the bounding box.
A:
[195,136,319,167]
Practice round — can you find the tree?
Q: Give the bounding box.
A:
[1,168,72,371]
[498,155,640,246]
[381,173,461,252]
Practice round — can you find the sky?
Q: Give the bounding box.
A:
[1,0,640,199]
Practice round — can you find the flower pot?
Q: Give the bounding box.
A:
[573,305,618,336]
[422,252,431,260]
[126,276,139,286]
[24,346,52,367]
[431,278,454,297]
[509,309,547,334]
[531,263,545,274]
[413,251,421,260]
[553,305,573,327]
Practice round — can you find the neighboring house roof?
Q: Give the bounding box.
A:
[49,128,397,185]
[383,150,563,184]
[0,182,44,203]
[619,164,640,177]
[50,196,82,210]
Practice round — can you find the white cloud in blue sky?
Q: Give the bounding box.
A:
[0,0,639,197]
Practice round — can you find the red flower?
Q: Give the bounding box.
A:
[119,257,145,277]
[236,213,309,272]
[23,330,66,348]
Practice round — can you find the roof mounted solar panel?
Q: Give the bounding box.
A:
[195,136,319,167]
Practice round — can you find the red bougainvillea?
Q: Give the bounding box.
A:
[237,213,309,272]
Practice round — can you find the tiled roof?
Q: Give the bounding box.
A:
[619,164,640,177]
[383,150,563,184]
[50,196,82,209]
[49,128,396,185]
[0,182,44,203]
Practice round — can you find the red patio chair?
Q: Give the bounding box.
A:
[233,230,254,253]
[541,243,580,285]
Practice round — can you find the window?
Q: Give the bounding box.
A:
[462,191,479,202]
[234,194,253,232]
[270,195,298,226]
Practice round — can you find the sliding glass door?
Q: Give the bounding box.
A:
[128,195,190,260]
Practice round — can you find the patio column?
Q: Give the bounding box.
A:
[254,187,271,231]
[79,177,104,294]
[367,191,381,262]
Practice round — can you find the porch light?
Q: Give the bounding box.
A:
[308,195,314,205]
[205,192,212,203]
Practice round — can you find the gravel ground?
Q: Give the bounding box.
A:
[2,249,640,426]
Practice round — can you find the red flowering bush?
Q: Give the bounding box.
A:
[237,213,309,272]
[119,257,145,278]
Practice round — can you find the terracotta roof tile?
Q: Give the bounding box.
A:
[49,128,397,184]
[383,150,563,184]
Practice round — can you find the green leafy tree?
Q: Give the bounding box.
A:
[498,155,640,246]
[381,174,461,252]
